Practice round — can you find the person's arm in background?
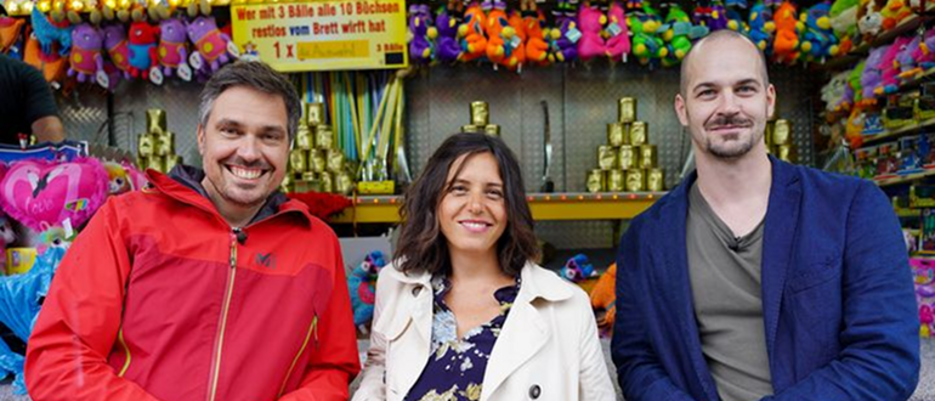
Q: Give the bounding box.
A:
[761,181,920,400]
[612,219,696,401]
[574,289,617,401]
[25,199,161,401]
[20,58,65,143]
[279,236,361,401]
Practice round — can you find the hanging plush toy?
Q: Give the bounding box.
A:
[896,35,922,80]
[589,263,617,337]
[747,0,774,53]
[521,0,549,64]
[628,3,666,65]
[68,23,104,83]
[484,0,511,66]
[24,33,69,86]
[661,3,704,67]
[577,2,606,61]
[31,7,73,57]
[186,15,233,73]
[772,1,802,64]
[347,251,386,332]
[435,0,463,63]
[127,19,159,80]
[407,4,435,65]
[912,26,935,70]
[503,10,527,70]
[800,1,839,63]
[0,157,109,232]
[157,17,189,78]
[103,23,132,80]
[605,1,631,62]
[548,13,579,63]
[0,15,26,54]
[830,0,859,56]
[458,1,488,62]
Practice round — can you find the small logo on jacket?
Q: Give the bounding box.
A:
[256,253,276,269]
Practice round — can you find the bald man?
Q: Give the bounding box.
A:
[612,30,919,401]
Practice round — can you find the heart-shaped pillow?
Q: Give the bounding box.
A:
[0,157,109,231]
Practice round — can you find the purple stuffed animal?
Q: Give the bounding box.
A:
[158,17,188,77]
[103,24,132,80]
[861,45,888,100]
[912,26,935,71]
[435,5,463,63]
[67,23,103,83]
[407,4,434,64]
[186,15,232,73]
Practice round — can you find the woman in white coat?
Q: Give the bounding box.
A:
[353,133,616,401]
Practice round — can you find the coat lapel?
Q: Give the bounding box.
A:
[382,269,433,401]
[761,157,801,371]
[480,265,565,400]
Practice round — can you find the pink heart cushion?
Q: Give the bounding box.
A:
[0,157,109,231]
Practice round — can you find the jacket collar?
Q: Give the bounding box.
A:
[384,261,574,303]
[145,166,315,227]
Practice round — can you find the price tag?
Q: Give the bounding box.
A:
[607,22,622,36]
[149,66,164,85]
[178,63,193,82]
[189,52,204,70]
[565,27,582,44]
[227,41,241,58]
[96,70,110,89]
[510,35,522,48]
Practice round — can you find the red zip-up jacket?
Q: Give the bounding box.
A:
[25,168,360,401]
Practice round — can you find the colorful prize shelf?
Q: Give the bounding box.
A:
[330,192,663,224]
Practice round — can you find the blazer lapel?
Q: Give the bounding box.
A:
[383,270,434,401]
[761,157,801,373]
[659,173,720,400]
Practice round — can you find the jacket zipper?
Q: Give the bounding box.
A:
[116,328,132,377]
[207,228,240,401]
[276,314,318,398]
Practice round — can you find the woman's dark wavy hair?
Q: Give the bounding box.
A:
[395,133,539,277]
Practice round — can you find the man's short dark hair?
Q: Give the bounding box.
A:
[198,61,301,141]
[680,30,770,96]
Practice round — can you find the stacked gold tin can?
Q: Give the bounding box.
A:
[586,98,665,193]
[766,119,794,163]
[461,101,501,136]
[137,109,182,173]
[285,102,354,195]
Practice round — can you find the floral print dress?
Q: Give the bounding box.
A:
[404,275,520,401]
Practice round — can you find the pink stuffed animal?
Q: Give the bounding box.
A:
[605,1,631,62]
[875,36,910,96]
[577,3,606,61]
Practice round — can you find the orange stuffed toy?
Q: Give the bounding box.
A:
[458,2,488,62]
[504,11,527,70]
[590,263,617,337]
[485,3,511,65]
[23,32,69,90]
[521,0,548,64]
[772,1,802,64]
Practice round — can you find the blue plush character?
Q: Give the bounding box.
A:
[347,251,387,333]
[560,253,597,283]
[799,1,839,63]
[747,0,774,55]
[30,7,72,57]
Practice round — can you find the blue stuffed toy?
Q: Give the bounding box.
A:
[561,253,598,283]
[347,251,387,333]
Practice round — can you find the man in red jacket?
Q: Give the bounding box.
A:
[25,60,360,401]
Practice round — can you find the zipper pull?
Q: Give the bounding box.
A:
[313,315,319,350]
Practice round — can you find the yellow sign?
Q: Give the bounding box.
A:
[230,0,408,71]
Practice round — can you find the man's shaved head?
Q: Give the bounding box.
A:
[680,30,769,96]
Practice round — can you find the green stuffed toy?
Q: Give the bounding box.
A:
[829,0,859,55]
[628,2,667,65]
[660,3,707,67]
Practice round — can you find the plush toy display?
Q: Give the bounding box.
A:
[0,214,13,272]
[875,36,909,95]
[0,157,109,232]
[435,1,463,63]
[103,23,132,80]
[157,17,188,78]
[484,1,512,66]
[127,19,158,80]
[881,0,913,31]
[858,0,884,40]
[186,15,232,73]
[660,3,703,67]
[629,3,667,64]
[548,13,579,63]
[67,23,103,83]
[747,0,774,53]
[912,26,935,71]
[772,1,802,63]
[503,10,527,69]
[577,2,606,61]
[31,7,72,57]
[895,34,922,80]
[347,250,386,332]
[605,1,631,62]
[861,45,888,100]
[800,1,839,62]
[458,2,488,62]
[23,33,69,86]
[408,4,435,65]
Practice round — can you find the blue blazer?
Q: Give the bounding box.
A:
[612,157,920,400]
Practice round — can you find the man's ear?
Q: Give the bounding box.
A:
[675,93,689,127]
